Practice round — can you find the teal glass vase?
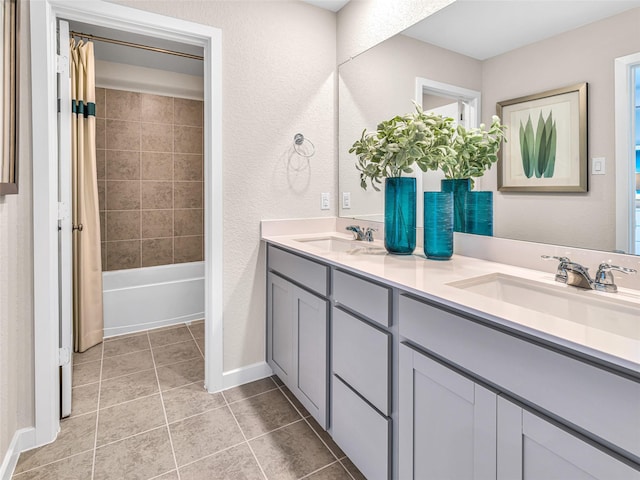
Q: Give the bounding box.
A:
[384,177,416,255]
[423,192,453,260]
[464,191,493,236]
[441,178,471,232]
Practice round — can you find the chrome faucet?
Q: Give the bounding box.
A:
[346,225,377,242]
[542,255,637,293]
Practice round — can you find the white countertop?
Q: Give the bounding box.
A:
[263,230,640,375]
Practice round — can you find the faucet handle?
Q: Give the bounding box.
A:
[346,225,364,240]
[594,263,637,293]
[541,255,571,283]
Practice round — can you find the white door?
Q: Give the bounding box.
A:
[57,19,73,418]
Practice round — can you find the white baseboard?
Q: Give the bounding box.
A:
[0,428,35,480]
[220,361,273,391]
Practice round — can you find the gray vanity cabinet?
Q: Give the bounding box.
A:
[266,246,329,428]
[399,343,497,480]
[497,397,640,480]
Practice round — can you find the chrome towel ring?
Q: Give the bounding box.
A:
[293,133,315,158]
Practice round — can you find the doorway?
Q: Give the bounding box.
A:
[30,0,222,448]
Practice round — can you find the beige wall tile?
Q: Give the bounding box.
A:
[174,236,203,263]
[141,93,173,124]
[174,126,203,154]
[142,209,173,238]
[175,209,203,236]
[142,181,173,209]
[174,154,203,181]
[101,242,107,268]
[106,150,140,180]
[106,119,140,151]
[106,89,141,121]
[141,122,173,152]
[106,211,140,241]
[96,149,106,180]
[142,238,174,267]
[100,211,106,242]
[95,87,106,119]
[174,182,203,209]
[106,181,140,211]
[106,240,141,271]
[97,180,106,212]
[95,118,106,150]
[142,152,173,181]
[174,98,203,127]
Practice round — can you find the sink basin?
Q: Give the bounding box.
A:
[294,236,386,254]
[448,273,640,340]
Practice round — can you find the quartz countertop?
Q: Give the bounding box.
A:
[263,230,640,376]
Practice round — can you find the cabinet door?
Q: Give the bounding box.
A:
[497,397,640,480]
[293,286,328,428]
[399,344,497,480]
[267,273,294,383]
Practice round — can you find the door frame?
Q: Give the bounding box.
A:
[615,52,640,254]
[30,0,223,447]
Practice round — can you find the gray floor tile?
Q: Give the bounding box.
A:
[73,360,101,387]
[306,416,345,459]
[162,382,225,423]
[71,382,99,417]
[194,336,205,356]
[156,357,204,391]
[187,321,204,339]
[271,375,284,387]
[148,325,193,347]
[306,462,353,480]
[14,413,97,474]
[73,343,103,365]
[152,339,201,367]
[179,443,264,480]
[93,427,175,480]
[150,471,179,480]
[280,385,310,418]
[12,451,93,480]
[99,368,158,408]
[340,458,366,480]
[223,377,277,404]
[229,389,301,439]
[97,394,165,446]
[103,333,150,358]
[250,420,335,480]
[169,406,244,467]
[101,350,154,380]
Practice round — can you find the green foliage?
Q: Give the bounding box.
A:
[349,104,457,191]
[439,116,507,182]
[519,111,557,179]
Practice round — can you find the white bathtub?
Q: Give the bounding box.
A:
[102,262,204,337]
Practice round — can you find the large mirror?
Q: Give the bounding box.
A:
[338,1,640,255]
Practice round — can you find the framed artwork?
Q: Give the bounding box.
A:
[497,83,587,192]
[1,0,18,195]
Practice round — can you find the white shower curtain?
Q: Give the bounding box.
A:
[70,39,103,352]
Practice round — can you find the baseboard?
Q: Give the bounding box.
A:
[0,428,35,480]
[221,361,273,390]
[103,313,204,338]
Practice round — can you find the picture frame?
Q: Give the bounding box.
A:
[496,83,587,192]
[1,0,18,195]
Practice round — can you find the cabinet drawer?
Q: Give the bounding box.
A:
[333,307,390,414]
[268,245,329,296]
[332,375,390,480]
[333,269,390,327]
[399,294,640,461]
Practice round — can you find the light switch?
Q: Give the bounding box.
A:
[321,192,330,210]
[592,157,606,175]
[342,192,351,209]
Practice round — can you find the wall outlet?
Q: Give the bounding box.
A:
[342,192,351,209]
[321,192,330,210]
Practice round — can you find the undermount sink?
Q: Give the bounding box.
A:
[448,273,640,340]
[294,236,386,254]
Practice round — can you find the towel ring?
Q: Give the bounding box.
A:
[293,133,315,158]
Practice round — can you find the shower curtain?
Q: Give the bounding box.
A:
[70,39,103,352]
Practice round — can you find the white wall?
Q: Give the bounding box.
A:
[483,8,640,251]
[0,0,35,464]
[114,0,337,372]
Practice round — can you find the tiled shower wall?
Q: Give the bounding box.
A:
[95,88,204,271]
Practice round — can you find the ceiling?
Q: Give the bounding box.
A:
[402,0,640,60]
[301,0,350,12]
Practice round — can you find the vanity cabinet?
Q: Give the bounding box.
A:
[399,293,640,479]
[266,245,329,428]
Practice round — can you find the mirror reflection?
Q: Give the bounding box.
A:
[338,1,640,255]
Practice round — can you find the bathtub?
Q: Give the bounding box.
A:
[102,261,204,337]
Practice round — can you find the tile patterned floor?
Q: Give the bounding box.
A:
[12,321,365,480]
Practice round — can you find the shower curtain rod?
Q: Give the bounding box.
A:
[70,31,204,61]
